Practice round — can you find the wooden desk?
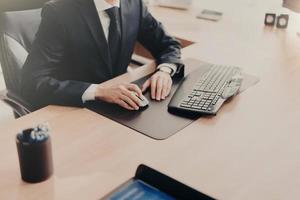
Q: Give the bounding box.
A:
[1,0,300,199]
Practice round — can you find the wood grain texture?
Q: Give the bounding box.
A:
[1,0,300,199]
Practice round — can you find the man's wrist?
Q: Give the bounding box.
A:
[157,63,177,77]
[94,85,106,101]
[158,66,172,75]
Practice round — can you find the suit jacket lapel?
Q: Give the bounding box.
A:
[120,0,128,67]
[75,0,113,76]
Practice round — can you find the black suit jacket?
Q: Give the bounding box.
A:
[21,0,183,109]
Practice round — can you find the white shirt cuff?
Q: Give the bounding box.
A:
[82,84,98,103]
[157,63,177,77]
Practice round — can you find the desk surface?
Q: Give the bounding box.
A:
[1,0,300,199]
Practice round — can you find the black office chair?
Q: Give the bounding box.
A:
[0,9,41,118]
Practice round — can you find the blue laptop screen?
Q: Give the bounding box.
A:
[109,180,175,200]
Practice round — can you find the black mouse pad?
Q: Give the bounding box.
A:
[85,75,194,140]
[85,59,259,140]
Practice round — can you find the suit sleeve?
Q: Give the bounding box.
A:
[137,0,183,67]
[21,4,91,108]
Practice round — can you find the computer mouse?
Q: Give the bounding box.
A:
[222,74,243,99]
[132,92,149,107]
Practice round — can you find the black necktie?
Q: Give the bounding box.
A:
[105,7,121,72]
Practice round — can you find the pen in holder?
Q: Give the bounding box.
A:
[16,124,53,183]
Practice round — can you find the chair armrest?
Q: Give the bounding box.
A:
[0,89,33,117]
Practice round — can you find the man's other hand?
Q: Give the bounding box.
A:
[142,71,172,101]
[95,83,143,110]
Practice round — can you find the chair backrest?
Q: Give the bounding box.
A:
[0,9,41,93]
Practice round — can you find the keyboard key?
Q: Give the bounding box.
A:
[192,105,202,109]
[180,104,191,108]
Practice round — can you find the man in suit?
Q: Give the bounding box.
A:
[22,0,183,110]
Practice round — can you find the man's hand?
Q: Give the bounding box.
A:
[142,71,172,101]
[95,83,143,110]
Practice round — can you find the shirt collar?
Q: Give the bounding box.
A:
[93,0,120,11]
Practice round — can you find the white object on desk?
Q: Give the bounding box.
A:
[156,0,193,10]
[196,9,223,22]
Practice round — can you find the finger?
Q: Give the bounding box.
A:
[156,77,163,101]
[161,79,168,100]
[116,99,134,110]
[166,79,172,97]
[121,94,139,110]
[127,84,143,97]
[151,76,158,99]
[121,88,142,107]
[142,79,151,93]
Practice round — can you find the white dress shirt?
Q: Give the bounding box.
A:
[82,0,177,102]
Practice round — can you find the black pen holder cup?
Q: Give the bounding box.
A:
[16,129,54,183]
